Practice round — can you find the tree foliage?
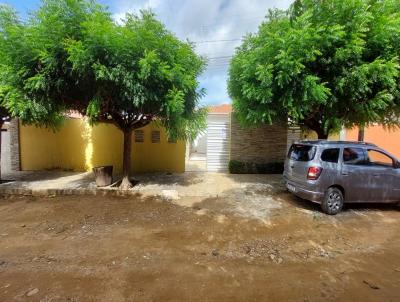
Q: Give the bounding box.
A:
[0,0,207,187]
[228,0,400,138]
[0,0,206,137]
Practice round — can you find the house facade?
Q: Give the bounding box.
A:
[5,117,186,174]
[6,106,397,176]
[186,104,295,173]
[0,105,304,175]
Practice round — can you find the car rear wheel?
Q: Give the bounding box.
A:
[322,187,344,215]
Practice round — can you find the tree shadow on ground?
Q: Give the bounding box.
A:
[224,173,284,185]
[343,202,399,212]
[131,172,204,187]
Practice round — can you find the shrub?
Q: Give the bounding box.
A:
[229,160,284,174]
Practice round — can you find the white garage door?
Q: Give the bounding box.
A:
[207,114,230,172]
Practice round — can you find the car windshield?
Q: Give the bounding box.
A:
[288,144,316,161]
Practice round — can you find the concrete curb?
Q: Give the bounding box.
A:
[0,187,144,197]
[0,187,227,201]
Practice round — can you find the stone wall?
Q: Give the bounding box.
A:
[0,118,21,173]
[230,115,288,165]
[9,119,21,171]
[287,126,302,151]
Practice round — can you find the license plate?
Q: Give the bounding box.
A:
[287,183,296,192]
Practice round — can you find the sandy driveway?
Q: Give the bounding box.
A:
[0,189,399,301]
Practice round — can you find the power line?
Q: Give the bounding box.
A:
[206,63,231,68]
[200,12,266,21]
[207,61,231,65]
[193,38,242,44]
[207,65,230,68]
[207,56,233,60]
[197,49,237,55]
[196,14,267,29]
[207,61,232,66]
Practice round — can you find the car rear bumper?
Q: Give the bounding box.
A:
[284,177,324,203]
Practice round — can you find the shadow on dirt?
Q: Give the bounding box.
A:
[143,173,204,186]
[284,191,399,214]
[224,173,284,186]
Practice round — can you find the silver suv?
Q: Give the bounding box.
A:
[284,141,400,215]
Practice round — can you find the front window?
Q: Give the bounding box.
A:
[288,144,316,162]
[367,150,394,167]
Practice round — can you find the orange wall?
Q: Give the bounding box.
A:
[346,126,400,158]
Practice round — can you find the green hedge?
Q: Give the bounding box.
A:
[229,160,284,174]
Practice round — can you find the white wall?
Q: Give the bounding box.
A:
[192,132,207,154]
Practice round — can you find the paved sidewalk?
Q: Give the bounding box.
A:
[0,170,284,198]
[0,171,94,195]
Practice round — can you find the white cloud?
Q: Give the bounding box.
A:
[110,0,294,105]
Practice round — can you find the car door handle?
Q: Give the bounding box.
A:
[341,172,349,176]
[373,174,379,177]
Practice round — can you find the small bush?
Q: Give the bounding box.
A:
[229,160,284,174]
[228,160,246,173]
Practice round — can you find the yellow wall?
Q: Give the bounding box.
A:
[19,119,186,173]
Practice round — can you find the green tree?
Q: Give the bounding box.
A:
[0,0,206,189]
[228,0,400,139]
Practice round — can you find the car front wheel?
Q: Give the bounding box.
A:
[322,187,344,215]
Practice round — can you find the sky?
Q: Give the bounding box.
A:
[2,0,293,106]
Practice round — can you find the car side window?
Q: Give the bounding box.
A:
[367,149,394,168]
[343,147,366,165]
[321,148,340,163]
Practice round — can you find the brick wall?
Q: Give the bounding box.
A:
[9,119,20,171]
[287,126,302,151]
[230,115,288,164]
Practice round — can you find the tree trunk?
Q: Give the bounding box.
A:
[304,118,329,140]
[120,128,133,190]
[317,132,328,140]
[315,128,328,140]
[358,126,365,142]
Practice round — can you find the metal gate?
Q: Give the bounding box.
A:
[206,114,230,172]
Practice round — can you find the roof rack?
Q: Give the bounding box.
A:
[297,140,377,146]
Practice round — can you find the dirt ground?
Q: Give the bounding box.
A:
[0,188,399,301]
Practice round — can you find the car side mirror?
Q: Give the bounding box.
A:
[396,161,400,169]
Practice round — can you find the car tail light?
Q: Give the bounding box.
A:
[307,166,322,180]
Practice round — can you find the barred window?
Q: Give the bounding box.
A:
[151,131,160,143]
[134,130,144,143]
